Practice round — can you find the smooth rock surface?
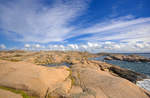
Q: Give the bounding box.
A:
[0,60,71,97]
[0,51,150,98]
[70,63,150,98]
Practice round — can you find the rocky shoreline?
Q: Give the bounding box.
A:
[0,51,150,98]
[103,53,150,62]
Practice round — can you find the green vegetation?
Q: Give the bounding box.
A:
[9,58,21,62]
[0,57,21,62]
[13,54,23,57]
[70,75,76,86]
[0,86,37,98]
[66,68,76,86]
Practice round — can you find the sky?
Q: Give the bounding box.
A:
[0,0,150,53]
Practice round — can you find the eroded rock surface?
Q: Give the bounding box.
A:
[69,62,150,98]
[0,51,150,98]
[0,60,71,98]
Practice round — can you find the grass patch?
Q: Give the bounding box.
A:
[13,54,23,57]
[70,75,76,86]
[66,69,76,86]
[0,86,37,98]
[0,58,21,62]
[9,59,21,62]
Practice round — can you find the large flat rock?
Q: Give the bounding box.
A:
[0,51,150,98]
[0,60,71,97]
[70,64,150,98]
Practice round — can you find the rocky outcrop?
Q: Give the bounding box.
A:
[104,54,150,62]
[0,60,71,98]
[109,65,148,83]
[104,56,113,60]
[32,51,96,65]
[69,63,150,98]
[87,60,148,83]
[0,51,150,98]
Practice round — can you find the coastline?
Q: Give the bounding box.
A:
[0,50,150,98]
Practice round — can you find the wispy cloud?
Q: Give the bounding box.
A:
[0,0,90,43]
[75,16,150,43]
[1,1,150,44]
[1,0,150,52]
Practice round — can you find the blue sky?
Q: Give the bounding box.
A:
[0,0,150,52]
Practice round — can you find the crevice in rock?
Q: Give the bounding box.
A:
[45,88,49,98]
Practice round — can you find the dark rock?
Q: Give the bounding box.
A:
[104,56,113,60]
[109,65,148,83]
[104,54,150,62]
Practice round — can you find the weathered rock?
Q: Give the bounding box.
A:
[104,54,150,62]
[0,60,71,98]
[70,64,150,98]
[0,51,150,98]
[104,56,113,60]
[109,65,148,83]
[88,60,148,83]
[69,86,83,94]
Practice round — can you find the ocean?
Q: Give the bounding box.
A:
[91,53,150,92]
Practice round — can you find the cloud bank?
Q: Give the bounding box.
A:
[23,41,150,53]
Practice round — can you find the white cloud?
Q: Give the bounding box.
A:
[48,44,66,51]
[1,0,150,53]
[75,16,150,43]
[113,44,121,49]
[87,42,99,47]
[104,41,113,45]
[24,44,46,50]
[135,43,144,48]
[0,44,6,49]
[0,0,90,43]
[34,44,41,48]
[83,41,150,53]
[68,44,79,50]
[24,44,30,48]
[80,45,88,49]
[22,41,150,53]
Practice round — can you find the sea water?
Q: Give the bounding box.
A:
[90,53,150,92]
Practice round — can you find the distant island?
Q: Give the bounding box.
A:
[96,53,150,62]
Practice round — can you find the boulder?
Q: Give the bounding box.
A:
[109,65,148,83]
[104,56,113,60]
